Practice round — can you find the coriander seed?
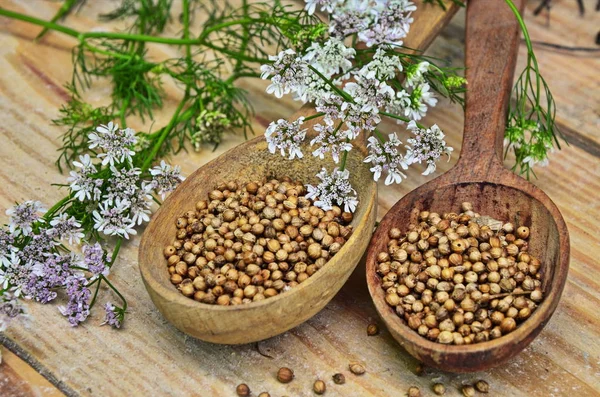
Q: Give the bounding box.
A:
[236,383,250,397]
[165,178,352,305]
[367,323,379,336]
[313,380,326,395]
[474,380,489,393]
[332,373,345,384]
[277,367,294,383]
[349,363,365,375]
[432,383,446,395]
[408,386,421,397]
[461,385,475,397]
[377,202,544,345]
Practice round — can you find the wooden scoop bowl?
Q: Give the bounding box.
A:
[366,0,570,372]
[138,3,460,344]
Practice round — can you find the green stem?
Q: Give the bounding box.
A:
[43,194,73,221]
[0,8,80,37]
[141,93,189,170]
[182,0,192,63]
[303,112,325,122]
[504,0,541,101]
[307,65,353,102]
[35,0,79,40]
[109,237,123,266]
[101,275,127,311]
[379,111,426,129]
[0,8,271,64]
[89,279,102,309]
[340,150,349,171]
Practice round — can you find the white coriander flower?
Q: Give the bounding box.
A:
[261,49,305,99]
[310,123,353,163]
[357,0,416,47]
[92,199,137,239]
[67,154,101,202]
[265,117,307,160]
[88,122,137,166]
[405,61,429,87]
[303,38,356,78]
[344,77,395,113]
[47,213,85,245]
[306,167,358,213]
[0,229,18,268]
[0,251,28,297]
[405,121,453,175]
[6,201,47,237]
[129,184,153,225]
[364,133,408,185]
[360,48,402,80]
[148,161,185,200]
[405,83,437,121]
[104,166,142,205]
[304,0,341,15]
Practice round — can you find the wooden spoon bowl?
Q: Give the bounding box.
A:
[366,0,570,372]
[138,4,460,344]
[138,114,377,344]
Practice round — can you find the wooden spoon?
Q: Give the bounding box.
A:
[139,3,460,344]
[366,0,570,372]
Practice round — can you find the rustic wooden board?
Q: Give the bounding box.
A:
[1,1,599,396]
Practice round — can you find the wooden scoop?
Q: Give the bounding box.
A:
[366,0,570,372]
[138,3,460,344]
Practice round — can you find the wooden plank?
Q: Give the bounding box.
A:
[0,348,64,397]
[0,0,599,396]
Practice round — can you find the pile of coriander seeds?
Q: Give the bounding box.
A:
[163,177,353,305]
[376,202,544,345]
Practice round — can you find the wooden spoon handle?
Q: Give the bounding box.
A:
[291,1,461,123]
[456,0,524,176]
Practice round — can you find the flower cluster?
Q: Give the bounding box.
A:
[308,0,416,47]
[0,123,184,329]
[405,121,454,175]
[307,168,358,213]
[261,0,458,212]
[0,292,27,331]
[68,123,185,239]
[0,203,104,326]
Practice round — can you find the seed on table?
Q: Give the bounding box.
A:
[415,363,425,376]
[332,373,346,384]
[461,385,475,397]
[474,380,489,393]
[408,386,421,397]
[277,367,294,383]
[313,380,326,395]
[236,383,250,397]
[432,383,446,395]
[367,323,379,336]
[258,393,270,397]
[349,362,365,375]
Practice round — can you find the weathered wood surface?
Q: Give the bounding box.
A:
[0,0,599,396]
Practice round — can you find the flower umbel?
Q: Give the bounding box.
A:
[405,121,454,175]
[6,201,46,237]
[265,117,307,160]
[260,1,458,212]
[306,167,358,213]
[101,302,124,328]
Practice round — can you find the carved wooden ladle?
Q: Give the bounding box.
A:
[365,0,570,372]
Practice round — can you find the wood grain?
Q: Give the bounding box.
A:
[0,348,63,397]
[0,0,599,396]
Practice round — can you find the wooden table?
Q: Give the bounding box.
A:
[1,1,599,396]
